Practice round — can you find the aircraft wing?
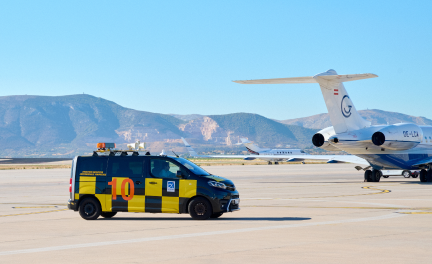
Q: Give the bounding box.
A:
[181,138,260,159]
[411,157,432,167]
[181,138,369,165]
[293,155,370,166]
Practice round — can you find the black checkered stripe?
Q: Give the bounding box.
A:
[75,176,197,213]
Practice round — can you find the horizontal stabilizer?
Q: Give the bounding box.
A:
[233,73,377,84]
[286,158,305,162]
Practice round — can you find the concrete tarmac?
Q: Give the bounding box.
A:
[0,164,431,263]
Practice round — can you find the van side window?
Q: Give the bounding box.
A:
[107,158,143,177]
[77,157,107,176]
[150,159,181,179]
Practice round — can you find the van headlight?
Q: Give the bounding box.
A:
[208,181,226,189]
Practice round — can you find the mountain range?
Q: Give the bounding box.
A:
[0,94,431,157]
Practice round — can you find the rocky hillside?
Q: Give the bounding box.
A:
[2,95,429,157]
[278,109,432,129]
[0,95,188,156]
[179,113,318,148]
[0,95,315,157]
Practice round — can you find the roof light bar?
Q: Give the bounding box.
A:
[97,143,116,150]
[94,141,150,156]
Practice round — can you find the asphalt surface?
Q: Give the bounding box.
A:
[0,164,431,263]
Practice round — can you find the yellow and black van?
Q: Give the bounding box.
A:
[67,150,240,220]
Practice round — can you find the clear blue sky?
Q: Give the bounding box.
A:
[0,1,431,120]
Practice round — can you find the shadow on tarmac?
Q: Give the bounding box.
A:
[100,217,311,221]
[400,182,432,185]
[255,182,355,184]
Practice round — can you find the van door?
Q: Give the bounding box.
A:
[75,156,108,210]
[107,157,145,212]
[146,158,187,213]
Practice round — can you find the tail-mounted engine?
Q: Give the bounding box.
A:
[312,126,340,151]
[371,123,423,150]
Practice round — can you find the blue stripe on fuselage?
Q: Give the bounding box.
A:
[357,153,430,170]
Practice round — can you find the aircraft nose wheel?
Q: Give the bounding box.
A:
[268,161,273,165]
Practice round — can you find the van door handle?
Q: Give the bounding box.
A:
[149,182,157,184]
[135,181,142,185]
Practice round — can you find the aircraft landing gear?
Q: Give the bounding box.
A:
[427,170,432,182]
[274,162,279,165]
[365,169,381,182]
[372,169,382,182]
[420,169,427,182]
[364,170,372,182]
[268,161,273,165]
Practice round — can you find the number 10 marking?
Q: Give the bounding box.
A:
[108,179,135,201]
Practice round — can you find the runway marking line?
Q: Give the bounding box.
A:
[243,205,432,212]
[398,212,432,214]
[0,209,68,217]
[244,186,391,200]
[12,206,58,209]
[0,213,404,256]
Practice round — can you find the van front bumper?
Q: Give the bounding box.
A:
[227,198,240,212]
[67,199,78,211]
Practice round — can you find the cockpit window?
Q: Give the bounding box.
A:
[173,157,211,176]
[301,150,305,153]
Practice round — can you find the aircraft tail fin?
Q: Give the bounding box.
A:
[234,69,375,133]
[181,137,201,157]
[240,138,263,154]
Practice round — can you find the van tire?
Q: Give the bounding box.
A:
[101,212,117,218]
[210,212,224,218]
[188,197,212,220]
[79,197,101,220]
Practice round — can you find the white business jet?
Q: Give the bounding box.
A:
[234,69,432,182]
[181,137,367,166]
[240,138,304,164]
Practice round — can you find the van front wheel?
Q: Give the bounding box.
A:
[210,212,224,218]
[101,212,117,218]
[188,197,212,220]
[79,197,101,220]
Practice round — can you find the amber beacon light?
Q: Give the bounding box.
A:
[97,143,116,150]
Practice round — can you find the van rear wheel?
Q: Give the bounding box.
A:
[79,197,101,220]
[101,212,117,218]
[188,197,212,220]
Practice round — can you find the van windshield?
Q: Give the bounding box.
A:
[173,157,211,176]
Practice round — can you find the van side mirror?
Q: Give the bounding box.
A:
[176,170,183,179]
